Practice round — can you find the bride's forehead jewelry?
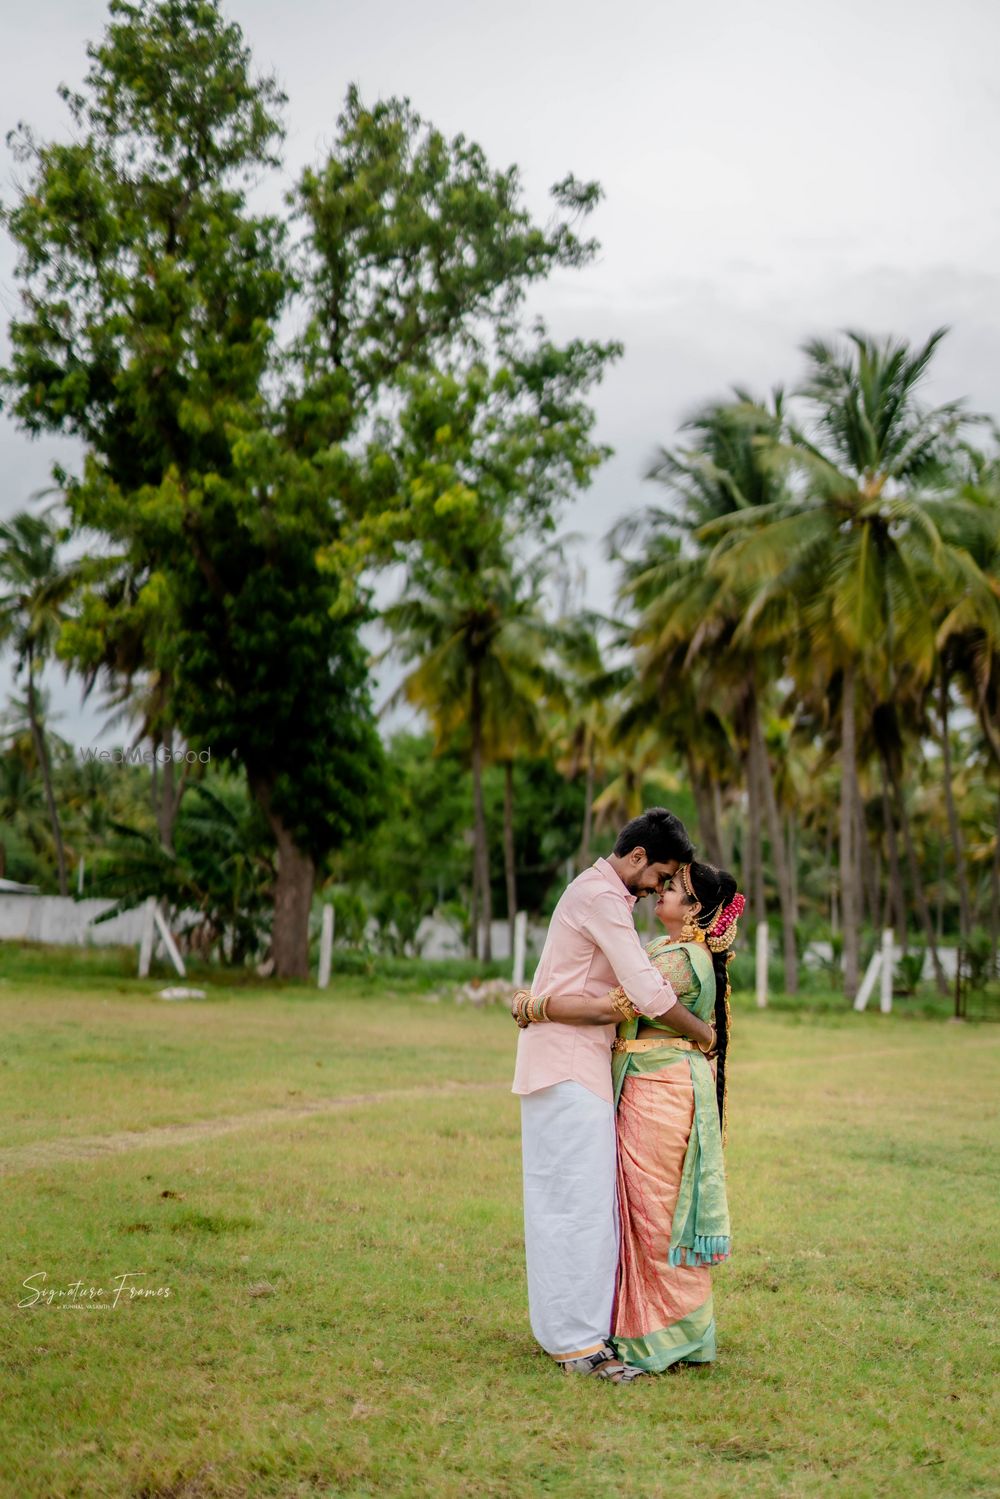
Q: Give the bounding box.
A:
[679,864,720,925]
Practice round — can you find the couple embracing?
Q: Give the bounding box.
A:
[511,807,744,1383]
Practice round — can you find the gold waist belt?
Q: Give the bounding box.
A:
[612,1034,700,1054]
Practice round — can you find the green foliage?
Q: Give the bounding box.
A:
[335,733,472,956]
[894,948,926,995]
[483,756,587,914]
[330,737,589,951]
[962,925,996,992]
[87,769,274,962]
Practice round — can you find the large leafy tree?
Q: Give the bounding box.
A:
[1,0,612,975]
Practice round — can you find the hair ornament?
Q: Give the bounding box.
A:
[707,892,745,953]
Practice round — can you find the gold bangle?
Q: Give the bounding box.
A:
[697,1026,717,1054]
[610,986,640,1021]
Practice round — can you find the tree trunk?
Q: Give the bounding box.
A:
[249,773,315,979]
[503,759,517,957]
[938,663,973,942]
[577,736,595,873]
[824,815,837,934]
[161,743,176,854]
[689,753,722,866]
[468,855,479,960]
[840,660,860,998]
[990,789,1000,979]
[470,665,492,961]
[878,753,907,949]
[748,694,797,993]
[743,750,762,924]
[27,651,68,897]
[887,757,947,993]
[156,725,188,855]
[714,780,732,868]
[786,813,798,933]
[152,725,187,857]
[856,795,879,933]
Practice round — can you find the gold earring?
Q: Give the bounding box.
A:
[679,909,705,944]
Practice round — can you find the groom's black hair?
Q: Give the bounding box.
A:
[613,807,693,864]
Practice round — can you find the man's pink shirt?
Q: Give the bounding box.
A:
[511,857,680,1106]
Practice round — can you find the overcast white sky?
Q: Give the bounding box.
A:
[2,0,999,747]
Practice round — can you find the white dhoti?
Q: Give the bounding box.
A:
[520,1080,619,1360]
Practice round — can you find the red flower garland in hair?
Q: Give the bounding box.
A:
[709,892,745,940]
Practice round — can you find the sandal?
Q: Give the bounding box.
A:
[561,1343,647,1383]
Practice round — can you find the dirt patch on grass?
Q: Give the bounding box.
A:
[0,1080,507,1176]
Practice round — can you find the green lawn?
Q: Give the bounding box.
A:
[1,947,997,1498]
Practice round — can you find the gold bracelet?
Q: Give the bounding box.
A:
[609,986,640,1021]
[697,1025,717,1054]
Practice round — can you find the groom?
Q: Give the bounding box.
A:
[511,808,713,1378]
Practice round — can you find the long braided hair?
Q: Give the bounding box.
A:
[682,861,740,1135]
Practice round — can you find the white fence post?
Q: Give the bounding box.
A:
[138,898,185,978]
[138,896,156,978]
[512,910,527,989]
[853,947,882,1012]
[152,905,186,978]
[879,928,894,1013]
[317,903,334,989]
[755,921,769,1008]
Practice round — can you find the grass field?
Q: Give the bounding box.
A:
[1,946,998,1498]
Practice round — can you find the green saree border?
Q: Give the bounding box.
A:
[613,1295,716,1371]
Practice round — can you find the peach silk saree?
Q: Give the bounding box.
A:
[611,938,731,1372]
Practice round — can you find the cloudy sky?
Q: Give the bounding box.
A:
[2,0,999,747]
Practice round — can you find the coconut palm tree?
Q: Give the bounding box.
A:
[549,620,631,873]
[383,541,566,961]
[0,510,84,895]
[931,456,1000,959]
[703,329,984,997]
[622,394,802,990]
[0,734,48,881]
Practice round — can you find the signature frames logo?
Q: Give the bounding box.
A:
[18,1271,173,1310]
